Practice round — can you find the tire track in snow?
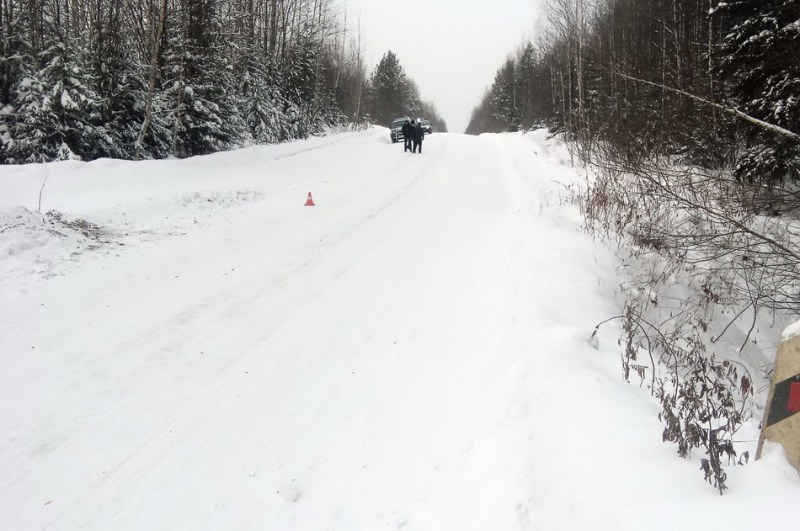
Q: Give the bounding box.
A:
[36,133,460,530]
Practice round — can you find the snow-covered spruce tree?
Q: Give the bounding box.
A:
[367,50,411,125]
[717,0,800,186]
[516,43,542,130]
[282,39,321,139]
[86,2,149,161]
[3,0,146,162]
[166,0,242,158]
[365,50,446,128]
[489,58,521,133]
[8,31,105,162]
[237,54,287,145]
[0,0,36,159]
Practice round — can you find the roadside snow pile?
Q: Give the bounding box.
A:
[0,206,113,281]
[0,189,264,290]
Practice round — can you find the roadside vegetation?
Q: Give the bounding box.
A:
[469,0,800,493]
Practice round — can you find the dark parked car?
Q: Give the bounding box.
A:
[418,119,432,135]
[390,117,411,143]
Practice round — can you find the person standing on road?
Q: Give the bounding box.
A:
[412,120,424,154]
[402,119,413,152]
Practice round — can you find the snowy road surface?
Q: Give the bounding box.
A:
[1,129,798,530]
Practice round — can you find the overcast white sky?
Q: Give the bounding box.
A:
[341,0,540,133]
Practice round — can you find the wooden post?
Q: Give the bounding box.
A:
[756,331,800,471]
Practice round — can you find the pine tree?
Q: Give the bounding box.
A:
[283,39,320,138]
[237,54,287,144]
[490,59,520,132]
[9,30,104,162]
[168,0,241,158]
[368,50,410,125]
[516,43,539,128]
[88,0,149,160]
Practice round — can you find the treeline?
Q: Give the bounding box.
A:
[0,0,366,162]
[467,0,799,186]
[0,1,446,164]
[468,0,800,493]
[367,50,447,132]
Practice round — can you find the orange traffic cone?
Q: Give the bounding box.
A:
[305,192,315,206]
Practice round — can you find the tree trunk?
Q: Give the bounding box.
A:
[616,72,800,143]
[135,0,169,160]
[268,0,277,59]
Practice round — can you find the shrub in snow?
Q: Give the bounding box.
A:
[584,150,798,493]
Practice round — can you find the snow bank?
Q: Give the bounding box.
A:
[0,206,113,287]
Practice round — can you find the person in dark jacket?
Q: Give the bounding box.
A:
[412,120,424,153]
[401,119,413,152]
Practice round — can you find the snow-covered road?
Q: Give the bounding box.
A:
[1,129,798,530]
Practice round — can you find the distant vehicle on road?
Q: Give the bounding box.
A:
[390,117,411,143]
[418,119,432,135]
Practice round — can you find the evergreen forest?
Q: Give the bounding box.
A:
[0,0,444,163]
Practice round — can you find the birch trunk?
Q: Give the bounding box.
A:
[135,0,169,160]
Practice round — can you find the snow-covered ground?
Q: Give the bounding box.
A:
[1,129,798,530]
